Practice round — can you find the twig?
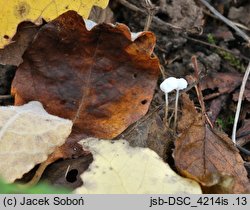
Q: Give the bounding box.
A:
[118,0,183,32]
[0,95,12,99]
[203,9,250,32]
[184,36,250,62]
[199,0,250,46]
[143,0,157,31]
[64,165,71,178]
[232,62,250,144]
[159,0,167,8]
[191,56,213,128]
[159,64,166,79]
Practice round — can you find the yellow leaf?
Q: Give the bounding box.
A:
[75,138,202,194]
[0,0,109,48]
[0,101,72,183]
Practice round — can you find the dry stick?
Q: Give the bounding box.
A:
[64,165,71,178]
[25,158,55,186]
[191,56,214,128]
[185,36,250,62]
[159,64,167,79]
[159,0,167,8]
[232,62,250,144]
[0,95,12,99]
[202,9,250,32]
[118,0,183,32]
[199,0,250,46]
[143,0,155,31]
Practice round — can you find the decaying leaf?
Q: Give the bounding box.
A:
[89,6,114,24]
[75,138,201,194]
[237,119,250,145]
[200,72,242,100]
[165,0,204,31]
[228,5,250,28]
[12,11,160,139]
[174,94,250,193]
[0,0,109,48]
[122,112,174,160]
[233,81,250,102]
[0,22,41,66]
[0,101,72,183]
[42,154,93,189]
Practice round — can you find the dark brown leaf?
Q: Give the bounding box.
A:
[42,154,93,190]
[174,93,250,193]
[11,11,160,139]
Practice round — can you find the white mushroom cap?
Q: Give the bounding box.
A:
[160,77,178,94]
[177,78,188,90]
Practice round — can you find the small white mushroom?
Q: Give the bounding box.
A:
[174,78,188,130]
[160,77,188,128]
[160,77,178,121]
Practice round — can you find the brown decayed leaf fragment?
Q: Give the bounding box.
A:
[0,22,40,66]
[11,11,160,139]
[174,93,250,193]
[122,112,173,160]
[233,80,250,102]
[237,119,250,146]
[42,154,93,189]
[200,72,242,100]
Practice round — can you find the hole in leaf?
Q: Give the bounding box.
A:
[3,35,9,39]
[66,169,78,183]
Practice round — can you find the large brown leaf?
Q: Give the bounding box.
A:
[11,11,160,139]
[174,93,250,193]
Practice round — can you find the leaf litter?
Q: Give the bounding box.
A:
[0,0,250,194]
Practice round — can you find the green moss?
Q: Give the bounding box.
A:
[216,115,234,131]
[207,34,245,72]
[207,33,216,45]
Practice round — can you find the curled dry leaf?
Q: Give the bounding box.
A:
[0,0,109,48]
[174,94,250,193]
[11,11,160,140]
[0,101,72,183]
[75,138,201,194]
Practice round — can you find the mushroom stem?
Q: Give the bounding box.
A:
[164,93,169,122]
[174,89,180,131]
